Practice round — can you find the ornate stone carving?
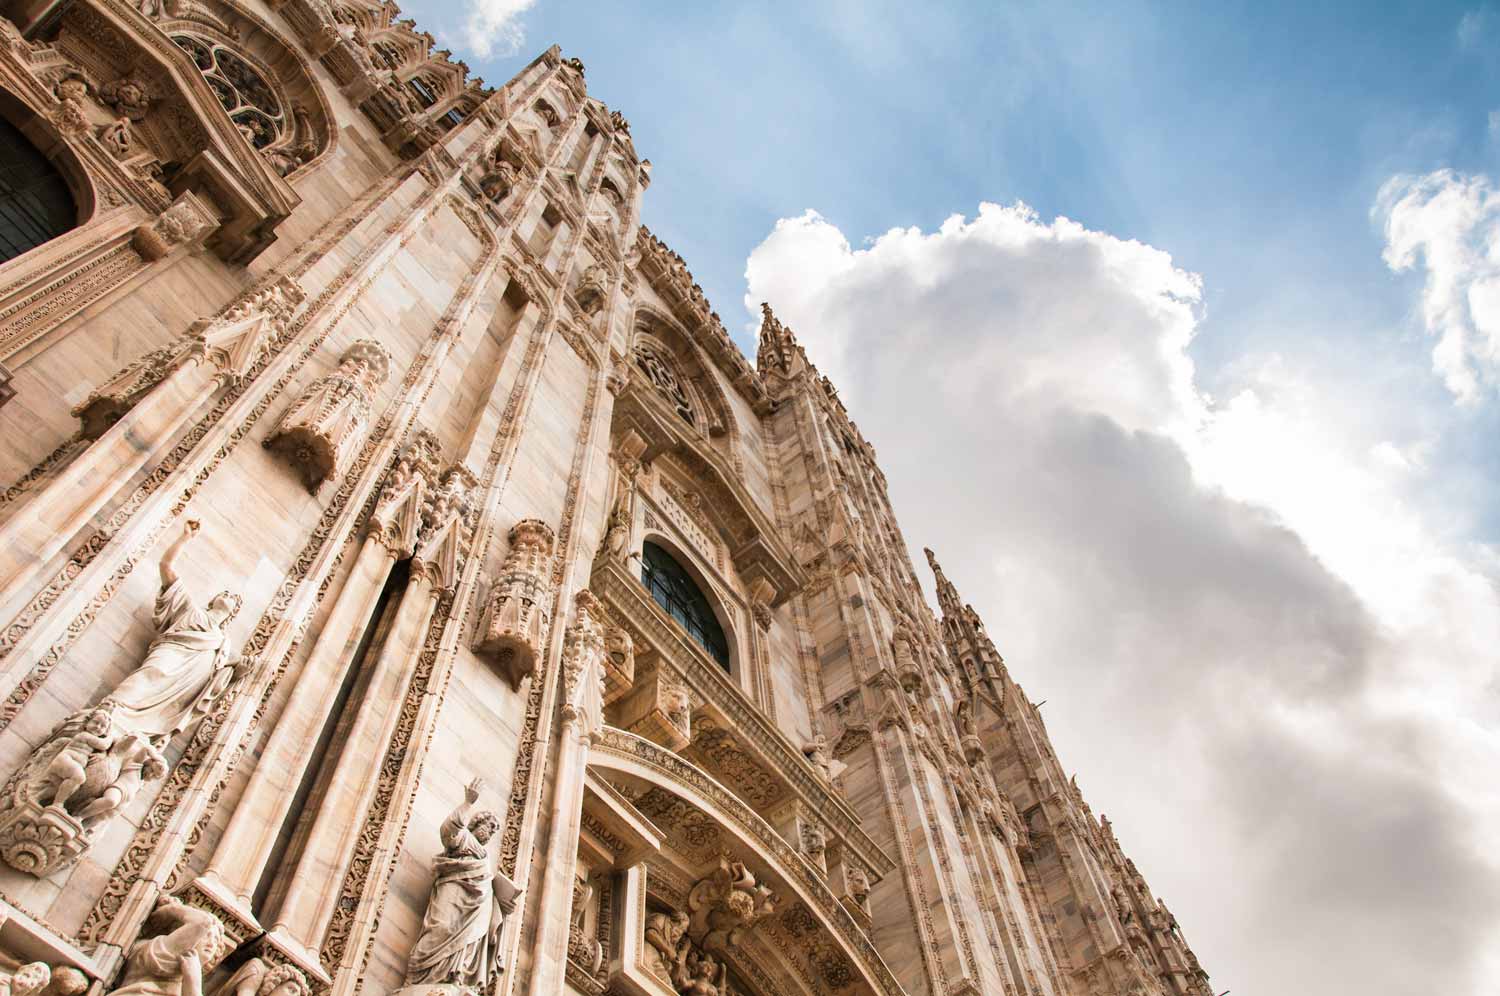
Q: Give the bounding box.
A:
[133,193,220,261]
[403,779,520,991]
[0,521,245,875]
[561,590,609,735]
[412,463,479,593]
[73,281,302,436]
[566,875,603,977]
[265,339,390,490]
[474,518,556,689]
[800,819,827,865]
[845,865,871,910]
[210,958,308,996]
[100,74,152,120]
[478,161,518,202]
[601,623,635,704]
[687,856,776,952]
[575,262,608,316]
[803,734,847,783]
[371,431,442,556]
[52,74,90,135]
[0,963,84,996]
[106,895,235,996]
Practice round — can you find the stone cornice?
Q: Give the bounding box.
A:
[590,558,894,880]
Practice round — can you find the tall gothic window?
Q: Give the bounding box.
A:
[0,117,75,264]
[641,542,729,670]
[173,35,284,148]
[633,344,696,426]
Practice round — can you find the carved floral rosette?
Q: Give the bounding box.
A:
[474,518,556,689]
[265,339,390,490]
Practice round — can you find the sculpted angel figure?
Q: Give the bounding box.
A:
[405,778,518,989]
[106,520,247,740]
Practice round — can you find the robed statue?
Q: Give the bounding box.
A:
[404,779,520,990]
[107,519,246,739]
[0,519,249,876]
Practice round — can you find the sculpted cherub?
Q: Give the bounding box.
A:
[73,735,168,825]
[37,707,113,808]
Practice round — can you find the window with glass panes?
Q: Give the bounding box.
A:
[640,541,729,670]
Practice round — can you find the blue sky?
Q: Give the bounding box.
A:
[408,3,1500,994]
[430,0,1500,525]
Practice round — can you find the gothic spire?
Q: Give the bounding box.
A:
[756,301,798,376]
[924,547,964,619]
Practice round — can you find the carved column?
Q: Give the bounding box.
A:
[265,339,391,491]
[187,433,441,932]
[265,461,475,980]
[523,590,607,996]
[0,282,301,611]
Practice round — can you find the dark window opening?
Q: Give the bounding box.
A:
[0,116,76,265]
[408,76,439,108]
[641,541,729,670]
[441,108,465,129]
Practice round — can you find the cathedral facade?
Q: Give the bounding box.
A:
[0,3,1213,995]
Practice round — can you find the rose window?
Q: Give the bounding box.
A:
[633,345,696,426]
[172,35,284,148]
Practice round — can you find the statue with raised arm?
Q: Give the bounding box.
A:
[106,519,246,739]
[403,779,520,992]
[0,519,249,876]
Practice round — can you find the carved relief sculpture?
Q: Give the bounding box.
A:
[0,962,86,996]
[403,779,520,993]
[210,958,308,996]
[106,896,234,996]
[575,262,608,316]
[0,521,245,876]
[474,518,557,689]
[265,339,391,490]
[687,856,776,953]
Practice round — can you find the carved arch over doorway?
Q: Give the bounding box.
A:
[589,727,908,996]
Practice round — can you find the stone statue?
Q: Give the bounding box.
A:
[677,949,726,996]
[802,734,847,783]
[404,779,519,990]
[600,495,630,562]
[0,961,86,996]
[0,520,245,875]
[107,897,229,996]
[211,958,307,996]
[642,910,689,981]
[107,519,246,739]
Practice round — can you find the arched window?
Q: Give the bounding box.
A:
[173,35,285,148]
[641,541,729,670]
[407,75,440,109]
[633,343,696,426]
[0,116,76,265]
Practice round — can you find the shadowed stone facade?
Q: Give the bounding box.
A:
[0,2,1213,993]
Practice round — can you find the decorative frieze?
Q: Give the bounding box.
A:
[474,517,556,689]
[265,339,390,490]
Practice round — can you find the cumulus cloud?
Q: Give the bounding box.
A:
[461,0,537,59]
[745,205,1500,996]
[1377,169,1500,403]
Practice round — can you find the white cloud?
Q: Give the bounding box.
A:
[1377,169,1500,403]
[461,0,538,59]
[745,203,1500,996]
